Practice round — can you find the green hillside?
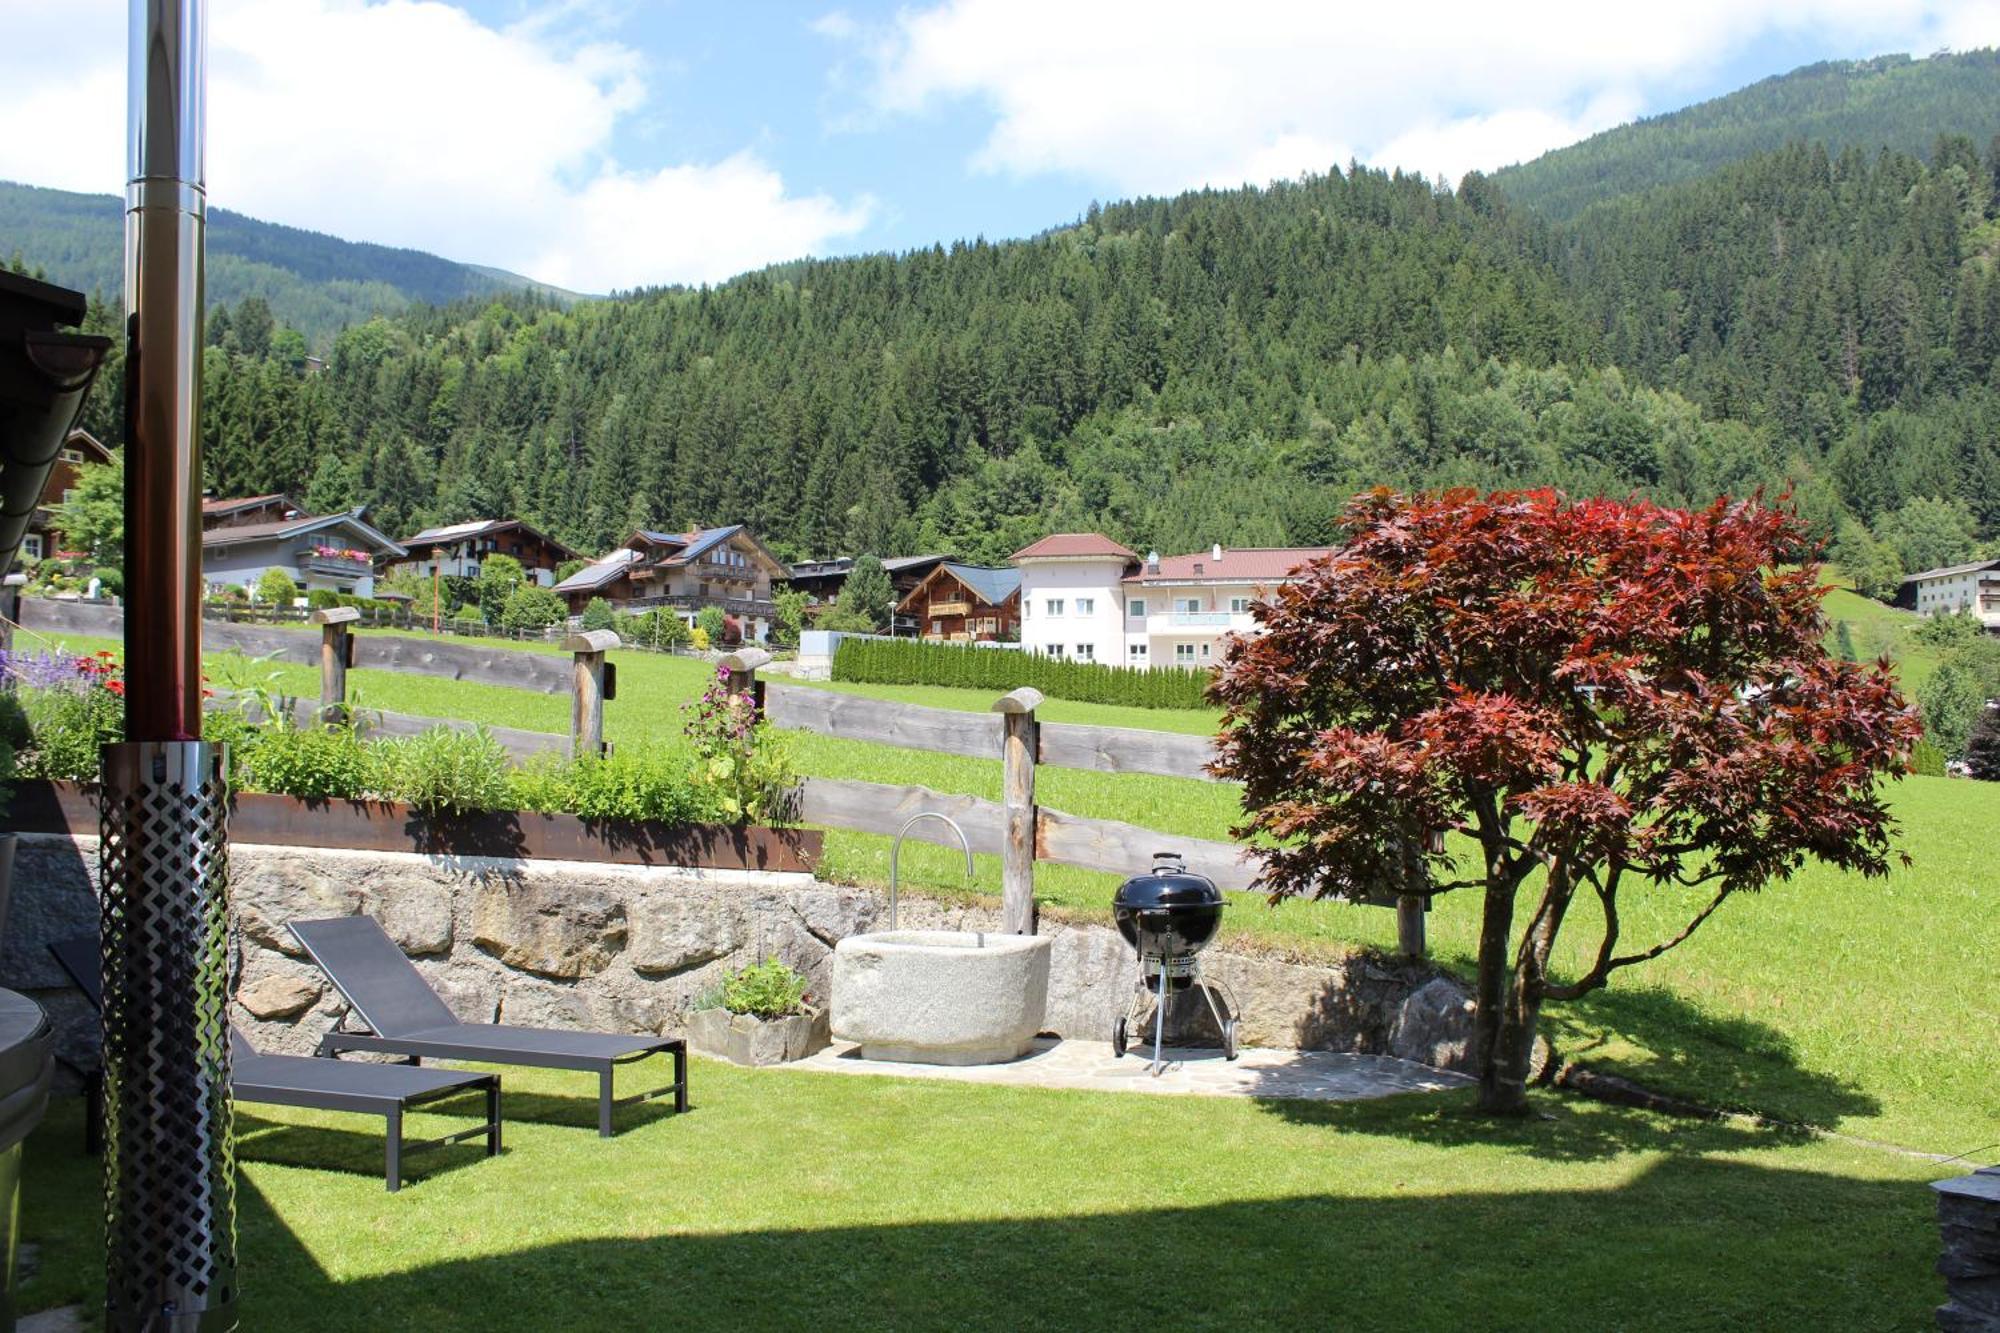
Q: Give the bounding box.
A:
[1494,50,2000,220]
[0,180,585,345]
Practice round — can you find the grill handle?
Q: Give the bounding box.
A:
[1150,851,1187,874]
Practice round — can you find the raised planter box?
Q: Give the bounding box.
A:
[2,781,819,874]
[686,1005,830,1066]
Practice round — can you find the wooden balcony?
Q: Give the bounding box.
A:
[928,600,973,617]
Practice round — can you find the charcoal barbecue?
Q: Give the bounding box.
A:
[1111,851,1239,1074]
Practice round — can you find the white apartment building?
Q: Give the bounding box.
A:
[1899,558,2000,630]
[1011,534,1333,667]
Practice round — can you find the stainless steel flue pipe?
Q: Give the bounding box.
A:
[103,0,237,1327]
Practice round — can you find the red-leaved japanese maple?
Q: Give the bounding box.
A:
[1210,489,1917,1115]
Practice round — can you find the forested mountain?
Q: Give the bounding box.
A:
[0,180,582,345]
[1494,50,2000,220]
[40,84,2000,588]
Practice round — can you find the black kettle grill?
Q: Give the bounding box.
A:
[1111,852,1239,1073]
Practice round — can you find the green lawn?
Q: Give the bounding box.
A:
[30,628,2000,1154]
[17,1064,1950,1329]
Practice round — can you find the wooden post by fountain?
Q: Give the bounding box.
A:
[563,629,619,758]
[992,686,1042,935]
[309,604,360,722]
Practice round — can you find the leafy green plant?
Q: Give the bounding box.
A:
[17,653,124,780]
[255,566,299,607]
[683,667,797,825]
[695,606,726,645]
[580,597,616,632]
[510,744,711,824]
[715,957,809,1018]
[369,725,513,814]
[241,720,372,801]
[500,584,566,634]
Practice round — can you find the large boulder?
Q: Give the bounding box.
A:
[472,880,626,979]
[626,893,746,977]
[1388,977,1476,1071]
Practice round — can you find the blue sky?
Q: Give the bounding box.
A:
[2,1,1996,291]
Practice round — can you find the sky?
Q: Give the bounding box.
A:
[2,0,1999,294]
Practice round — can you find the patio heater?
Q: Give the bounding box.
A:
[101,0,238,1329]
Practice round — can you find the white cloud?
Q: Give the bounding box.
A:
[855,0,2000,193]
[0,0,871,291]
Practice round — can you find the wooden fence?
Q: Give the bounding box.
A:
[12,599,1424,954]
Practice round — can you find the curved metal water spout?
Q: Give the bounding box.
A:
[889,812,974,931]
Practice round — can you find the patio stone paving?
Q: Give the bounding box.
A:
[786,1037,1473,1101]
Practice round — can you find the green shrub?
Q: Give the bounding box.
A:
[715,957,808,1018]
[500,584,566,634]
[832,638,1210,710]
[94,566,124,598]
[369,726,513,814]
[696,606,726,644]
[306,588,341,611]
[580,597,616,632]
[17,659,124,780]
[1909,740,1947,776]
[510,745,711,824]
[684,666,798,824]
[241,721,372,801]
[255,567,299,607]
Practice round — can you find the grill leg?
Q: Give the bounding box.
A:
[1150,961,1169,1077]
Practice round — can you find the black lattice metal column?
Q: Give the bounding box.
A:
[105,0,236,1328]
[99,743,235,1329]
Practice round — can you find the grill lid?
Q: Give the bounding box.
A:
[1113,852,1224,912]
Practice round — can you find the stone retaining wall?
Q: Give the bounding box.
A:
[2,835,1469,1085]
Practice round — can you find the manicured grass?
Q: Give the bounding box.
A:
[16,1064,1950,1329]
[33,630,2000,1153]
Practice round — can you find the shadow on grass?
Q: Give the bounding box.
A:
[215,1151,1936,1331]
[233,1106,495,1188]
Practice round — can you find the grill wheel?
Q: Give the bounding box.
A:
[1111,1015,1127,1057]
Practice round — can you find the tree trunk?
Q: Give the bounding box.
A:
[1470,878,1518,1112]
[1477,982,1544,1116]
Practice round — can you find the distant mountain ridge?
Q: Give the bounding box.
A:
[1493,50,2000,220]
[0,179,586,343]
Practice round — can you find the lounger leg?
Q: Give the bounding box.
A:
[386,1106,402,1192]
[486,1082,502,1157]
[673,1045,687,1114]
[599,1066,615,1137]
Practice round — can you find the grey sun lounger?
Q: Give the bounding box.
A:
[289,915,687,1136]
[49,936,502,1190]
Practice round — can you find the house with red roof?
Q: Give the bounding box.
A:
[1010,533,1332,668]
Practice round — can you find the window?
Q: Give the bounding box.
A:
[1047,644,1065,659]
[59,448,82,463]
[1045,599,1064,617]
[1174,643,1196,664]
[1199,643,1211,659]
[1128,643,1147,663]
[932,620,944,635]
[1228,596,1249,614]
[1075,643,1095,662]
[1127,598,1146,618]
[21,534,42,560]
[1075,597,1094,616]
[1176,597,1201,614]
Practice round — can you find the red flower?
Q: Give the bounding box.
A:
[104,679,125,696]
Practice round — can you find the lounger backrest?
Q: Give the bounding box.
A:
[288,916,459,1039]
[47,937,103,1010]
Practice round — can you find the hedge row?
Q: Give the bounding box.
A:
[832,637,1210,710]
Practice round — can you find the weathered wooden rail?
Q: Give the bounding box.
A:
[736,652,1425,955]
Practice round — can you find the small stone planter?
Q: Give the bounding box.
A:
[687,1004,831,1067]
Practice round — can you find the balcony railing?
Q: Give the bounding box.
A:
[1169,611,1233,627]
[619,592,777,619]
[928,600,973,617]
[297,551,372,578]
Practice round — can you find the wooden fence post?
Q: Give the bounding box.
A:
[719,647,772,717]
[563,629,620,758]
[0,572,22,657]
[308,605,361,722]
[1396,894,1427,959]
[992,687,1043,934]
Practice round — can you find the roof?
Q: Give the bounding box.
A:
[554,548,641,594]
[883,553,954,572]
[1125,547,1335,584]
[1902,558,2000,583]
[63,428,112,463]
[398,517,581,561]
[200,509,406,558]
[939,563,1021,607]
[666,524,744,565]
[202,493,295,517]
[1009,533,1140,562]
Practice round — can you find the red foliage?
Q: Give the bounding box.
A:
[1211,489,1916,1109]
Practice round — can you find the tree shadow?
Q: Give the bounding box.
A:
[211,1154,1939,1330]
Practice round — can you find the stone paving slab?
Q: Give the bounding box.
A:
[784,1037,1473,1102]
